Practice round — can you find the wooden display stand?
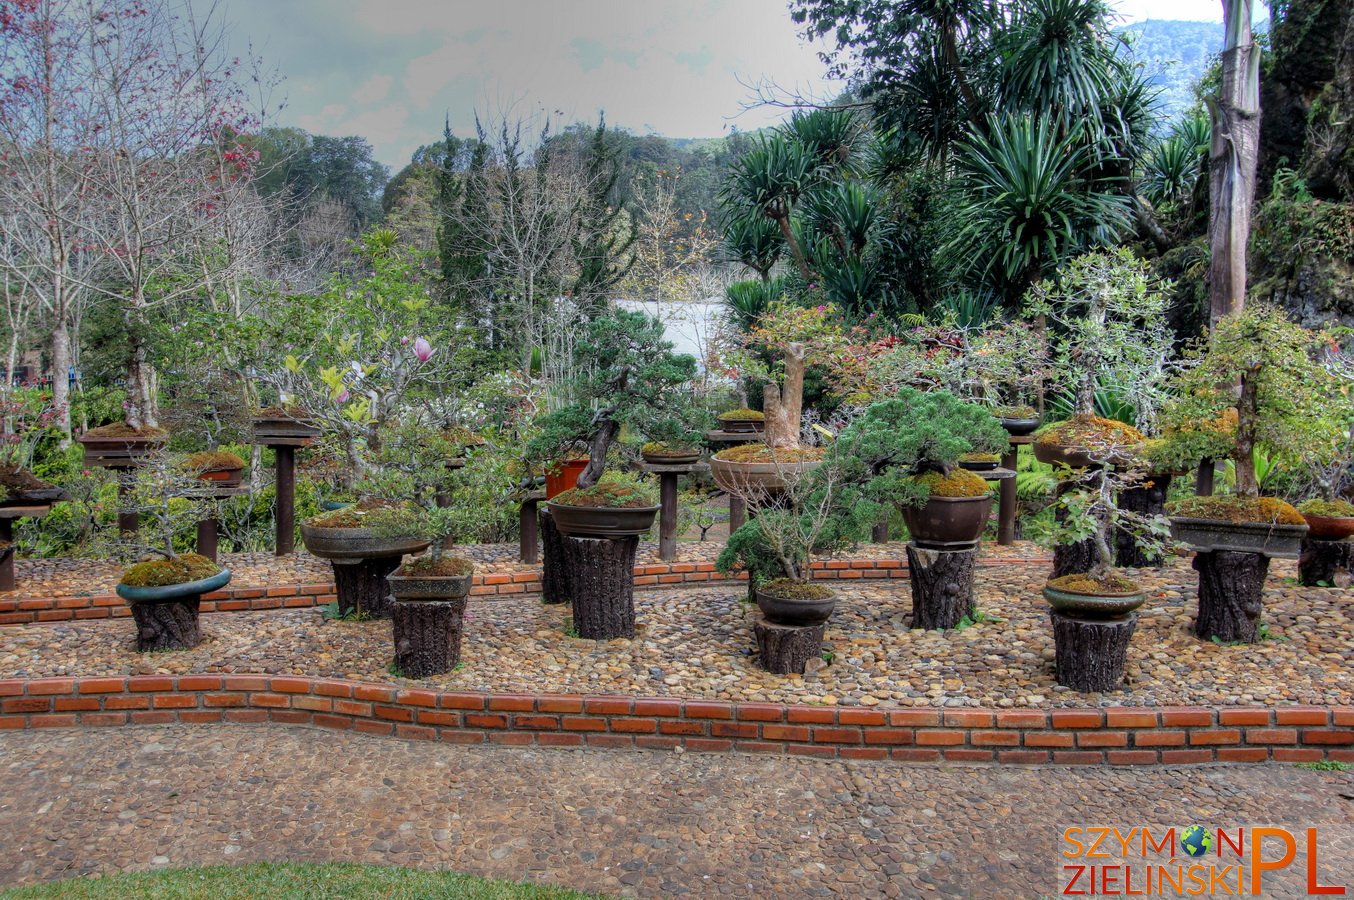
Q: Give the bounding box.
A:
[561,534,639,639]
[1115,474,1173,567]
[754,619,825,674]
[706,430,756,536]
[0,505,51,592]
[392,598,468,677]
[906,542,977,630]
[130,597,203,652]
[638,461,699,561]
[1193,550,1268,643]
[539,507,571,605]
[998,436,1033,545]
[332,556,402,619]
[1298,538,1353,587]
[518,491,545,563]
[193,485,249,563]
[1050,610,1137,692]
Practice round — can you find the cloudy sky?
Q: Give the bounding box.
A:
[204,0,1236,172]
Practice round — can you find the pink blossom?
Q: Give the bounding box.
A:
[335,390,350,404]
[413,337,434,362]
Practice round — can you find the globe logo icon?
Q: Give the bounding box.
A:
[1181,825,1213,858]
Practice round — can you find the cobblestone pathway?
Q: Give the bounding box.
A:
[1,724,1351,898]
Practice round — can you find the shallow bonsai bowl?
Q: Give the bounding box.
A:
[1042,582,1145,618]
[997,416,1040,436]
[548,502,660,538]
[387,571,472,600]
[299,523,431,560]
[1168,517,1309,559]
[1301,514,1354,542]
[754,585,836,627]
[641,449,702,466]
[251,415,321,445]
[718,417,765,435]
[708,456,821,494]
[116,568,232,603]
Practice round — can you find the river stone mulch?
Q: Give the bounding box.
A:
[2,539,1049,599]
[0,557,1347,709]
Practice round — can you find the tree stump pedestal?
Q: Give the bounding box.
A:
[559,534,639,639]
[333,556,402,619]
[1051,477,1102,578]
[906,542,976,630]
[1192,550,1269,643]
[1298,538,1353,587]
[1115,474,1172,567]
[753,618,825,674]
[1050,610,1136,692]
[539,508,572,605]
[392,598,468,677]
[130,598,203,652]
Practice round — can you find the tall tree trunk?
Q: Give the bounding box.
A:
[762,343,806,450]
[774,214,812,281]
[1233,367,1260,497]
[1207,0,1262,323]
[50,322,72,440]
[124,304,157,431]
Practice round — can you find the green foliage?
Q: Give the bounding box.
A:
[716,520,792,587]
[1295,759,1352,771]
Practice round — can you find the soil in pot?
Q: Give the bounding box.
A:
[717,408,765,434]
[754,578,836,626]
[548,483,660,538]
[1042,572,1146,617]
[1033,416,1144,468]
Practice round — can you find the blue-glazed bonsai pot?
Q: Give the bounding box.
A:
[116,568,232,603]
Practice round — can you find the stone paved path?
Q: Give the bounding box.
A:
[1,724,1351,898]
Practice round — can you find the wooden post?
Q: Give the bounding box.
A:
[116,470,138,535]
[519,493,543,564]
[1050,611,1137,692]
[1195,457,1215,496]
[871,518,889,543]
[1115,474,1172,567]
[332,556,401,619]
[906,543,977,630]
[999,447,1019,545]
[539,508,571,605]
[196,518,219,563]
[729,495,746,534]
[0,518,13,592]
[1298,538,1354,587]
[658,471,679,561]
[274,445,296,556]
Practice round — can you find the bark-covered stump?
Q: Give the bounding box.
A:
[392,598,467,678]
[1192,550,1269,643]
[753,619,826,674]
[332,556,401,619]
[540,508,572,605]
[1051,476,1104,578]
[1050,610,1137,692]
[1115,474,1172,567]
[1299,538,1354,587]
[906,542,977,630]
[563,534,638,640]
[130,598,202,652]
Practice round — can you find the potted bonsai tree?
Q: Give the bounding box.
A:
[524,308,696,639]
[111,450,232,651]
[969,320,1051,435]
[1041,458,1173,691]
[181,450,246,487]
[1164,305,1335,641]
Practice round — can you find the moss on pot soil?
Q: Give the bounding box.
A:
[1168,495,1306,525]
[1047,572,1141,595]
[182,450,245,471]
[759,578,834,600]
[1035,415,1144,448]
[80,422,167,439]
[718,408,764,421]
[713,443,826,464]
[398,555,474,577]
[121,553,221,588]
[913,468,991,498]
[553,482,657,509]
[308,498,414,529]
[1299,498,1354,518]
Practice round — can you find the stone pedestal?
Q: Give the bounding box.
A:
[906,542,977,630]
[1050,610,1137,692]
[1298,538,1353,587]
[1115,474,1172,567]
[1193,550,1269,643]
[753,618,825,674]
[392,598,468,677]
[539,508,572,605]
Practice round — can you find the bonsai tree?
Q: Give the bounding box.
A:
[736,301,847,449]
[968,320,1052,416]
[1047,462,1174,592]
[525,308,698,495]
[1025,248,1174,435]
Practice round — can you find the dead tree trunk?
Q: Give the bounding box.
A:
[1050,610,1137,692]
[906,543,976,630]
[1115,474,1172,567]
[1193,550,1269,642]
[332,557,401,619]
[1298,538,1353,588]
[563,534,639,639]
[392,598,468,677]
[754,619,825,674]
[130,598,202,652]
[540,508,572,605]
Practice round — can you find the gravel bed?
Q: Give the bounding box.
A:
[0,557,1347,709]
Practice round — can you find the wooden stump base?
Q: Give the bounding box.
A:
[1299,538,1354,587]
[563,534,639,640]
[392,598,467,677]
[906,542,976,630]
[1115,475,1172,567]
[754,618,825,674]
[1050,610,1136,692]
[1193,550,1269,643]
[540,509,572,605]
[130,598,202,652]
[332,557,402,619]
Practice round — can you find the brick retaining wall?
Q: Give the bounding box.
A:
[0,676,1348,765]
[0,557,1047,625]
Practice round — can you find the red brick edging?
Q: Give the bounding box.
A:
[1,675,1349,765]
[0,557,1048,626]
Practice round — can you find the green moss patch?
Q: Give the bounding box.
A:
[399,554,474,577]
[718,407,764,421]
[1035,415,1144,448]
[1048,573,1141,595]
[182,450,245,471]
[1168,495,1307,526]
[993,405,1037,418]
[553,482,657,509]
[912,468,991,498]
[713,443,826,464]
[960,452,1000,462]
[1298,498,1354,518]
[80,422,167,439]
[308,498,413,528]
[121,553,221,587]
[759,578,834,600]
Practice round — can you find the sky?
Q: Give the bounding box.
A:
[203,0,1234,173]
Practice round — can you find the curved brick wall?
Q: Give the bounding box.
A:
[0,675,1349,765]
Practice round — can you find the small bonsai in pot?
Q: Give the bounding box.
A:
[181,450,246,487]
[109,450,232,651]
[1041,459,1173,691]
[958,451,1000,471]
[970,320,1051,434]
[1163,305,1338,641]
[717,407,765,434]
[1297,499,1354,541]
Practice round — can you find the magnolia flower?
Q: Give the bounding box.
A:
[413,337,434,362]
[336,390,350,404]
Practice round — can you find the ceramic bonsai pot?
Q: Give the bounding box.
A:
[718,416,765,435]
[548,501,660,538]
[387,571,473,600]
[958,458,999,472]
[1301,513,1354,542]
[641,448,702,466]
[196,466,244,487]
[1042,581,1146,618]
[544,458,589,499]
[902,495,993,549]
[299,523,431,560]
[708,456,821,495]
[1168,517,1309,559]
[77,430,168,467]
[997,416,1040,436]
[115,568,232,603]
[754,584,837,626]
